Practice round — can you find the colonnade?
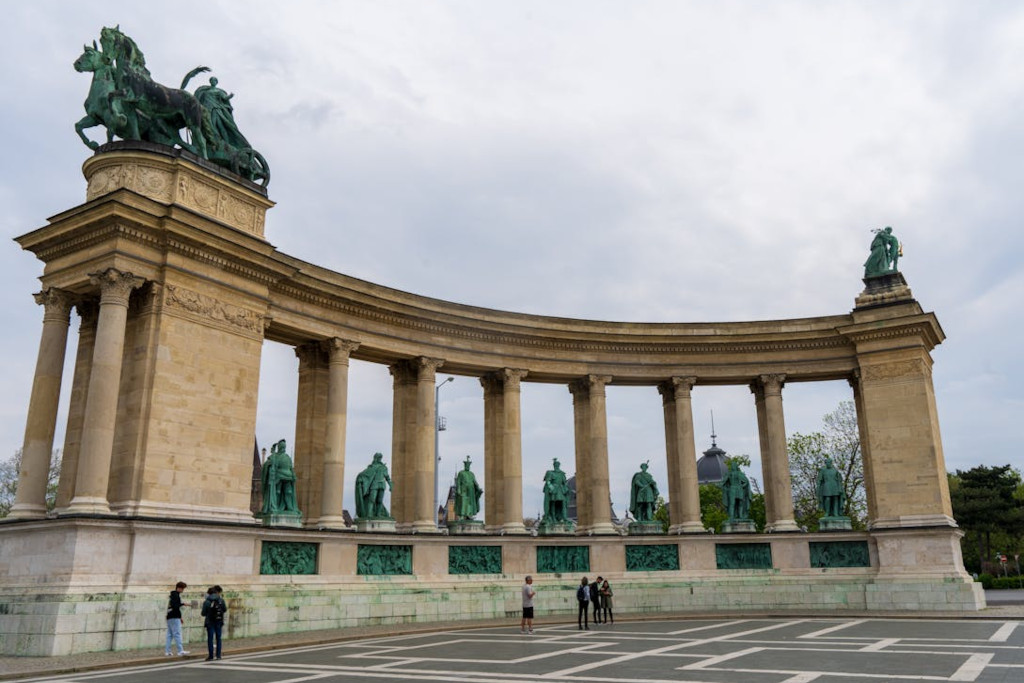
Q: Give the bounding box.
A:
[13,281,815,536]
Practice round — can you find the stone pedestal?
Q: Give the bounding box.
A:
[355,518,396,533]
[537,520,575,536]
[722,520,757,534]
[448,519,486,535]
[628,521,665,536]
[855,271,913,308]
[259,512,303,528]
[819,516,853,531]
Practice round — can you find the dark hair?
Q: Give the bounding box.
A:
[580,576,588,585]
[213,585,223,594]
[175,581,187,589]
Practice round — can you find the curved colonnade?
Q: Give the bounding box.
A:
[0,146,979,656]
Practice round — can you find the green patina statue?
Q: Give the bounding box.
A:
[629,462,659,523]
[541,458,571,524]
[74,26,270,186]
[721,460,751,521]
[863,226,901,278]
[355,453,393,520]
[454,456,483,520]
[816,457,847,518]
[260,439,299,516]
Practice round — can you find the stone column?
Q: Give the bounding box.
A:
[389,361,416,526]
[56,301,99,511]
[501,368,529,534]
[586,374,616,535]
[294,343,328,523]
[750,381,776,526]
[659,377,704,533]
[758,373,799,532]
[412,357,444,533]
[568,379,591,528]
[67,269,143,515]
[10,289,75,519]
[319,338,360,529]
[849,371,878,522]
[481,373,505,531]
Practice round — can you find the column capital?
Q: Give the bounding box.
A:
[568,377,589,399]
[412,356,445,379]
[479,372,502,395]
[501,368,528,390]
[322,338,360,363]
[75,299,99,329]
[89,268,144,306]
[758,373,787,394]
[587,374,612,396]
[34,288,75,323]
[847,369,861,389]
[389,359,416,384]
[295,341,328,368]
[658,376,697,402]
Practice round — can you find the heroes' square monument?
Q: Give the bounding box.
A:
[0,27,982,656]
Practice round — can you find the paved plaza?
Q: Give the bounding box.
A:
[11,617,1024,683]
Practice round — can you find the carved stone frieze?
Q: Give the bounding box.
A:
[86,163,174,203]
[860,359,929,382]
[163,284,263,335]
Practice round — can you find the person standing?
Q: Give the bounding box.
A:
[576,576,590,630]
[520,575,536,634]
[165,581,190,656]
[201,585,228,661]
[600,578,614,624]
[589,577,603,624]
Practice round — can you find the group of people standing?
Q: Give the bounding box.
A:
[576,576,613,630]
[164,582,229,661]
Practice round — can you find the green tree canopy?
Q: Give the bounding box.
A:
[787,401,866,530]
[950,464,1024,573]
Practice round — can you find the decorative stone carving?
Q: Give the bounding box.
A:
[163,284,263,335]
[90,268,144,306]
[625,544,680,571]
[448,545,502,574]
[715,543,773,570]
[86,163,174,203]
[34,288,75,323]
[536,545,589,573]
[357,544,412,575]
[259,541,317,575]
[860,359,928,382]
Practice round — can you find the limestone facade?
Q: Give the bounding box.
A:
[1,147,978,656]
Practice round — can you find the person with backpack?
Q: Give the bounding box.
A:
[164,581,190,656]
[201,585,228,661]
[589,577,603,624]
[576,576,590,630]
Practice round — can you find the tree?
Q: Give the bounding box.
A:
[787,401,866,531]
[652,495,670,532]
[0,449,63,518]
[949,465,1024,574]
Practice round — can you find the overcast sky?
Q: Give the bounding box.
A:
[2,1,1021,521]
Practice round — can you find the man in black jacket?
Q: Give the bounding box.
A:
[165,581,190,656]
[589,577,603,624]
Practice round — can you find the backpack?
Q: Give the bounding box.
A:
[576,585,586,601]
[204,597,224,623]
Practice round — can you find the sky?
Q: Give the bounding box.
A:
[1,1,1021,522]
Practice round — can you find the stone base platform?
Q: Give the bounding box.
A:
[819,516,854,531]
[259,512,303,528]
[722,520,757,534]
[355,518,396,533]
[627,521,665,535]
[448,520,486,535]
[536,520,576,536]
[0,517,984,656]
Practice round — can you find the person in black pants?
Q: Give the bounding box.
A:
[576,576,590,630]
[590,577,603,624]
[201,585,228,661]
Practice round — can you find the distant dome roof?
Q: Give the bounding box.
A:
[696,440,729,484]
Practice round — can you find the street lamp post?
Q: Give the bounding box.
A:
[434,376,454,527]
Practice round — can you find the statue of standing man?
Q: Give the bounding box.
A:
[816,457,847,518]
[355,453,393,519]
[629,462,659,522]
[864,226,901,278]
[721,460,751,521]
[542,458,570,523]
[260,439,299,516]
[454,456,483,520]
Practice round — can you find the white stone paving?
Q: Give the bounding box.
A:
[14,618,1024,683]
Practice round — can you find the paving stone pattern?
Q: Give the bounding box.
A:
[10,617,1024,682]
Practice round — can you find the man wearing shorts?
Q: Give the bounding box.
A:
[521,575,536,634]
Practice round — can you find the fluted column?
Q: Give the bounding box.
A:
[659,377,704,533]
[319,338,360,529]
[758,373,799,532]
[389,361,416,526]
[67,269,143,514]
[501,368,529,534]
[481,373,505,531]
[56,301,99,511]
[412,357,444,532]
[10,289,75,518]
[294,343,329,523]
[586,374,616,535]
[569,379,591,528]
[750,381,775,526]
